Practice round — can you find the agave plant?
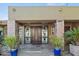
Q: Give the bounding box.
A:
[4,36,17,49]
[64,30,75,44]
[64,27,79,45]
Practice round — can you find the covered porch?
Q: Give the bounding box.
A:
[6,19,65,56]
[17,20,55,45]
[7,20,64,45]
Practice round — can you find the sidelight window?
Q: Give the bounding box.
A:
[42,26,48,43]
[24,26,31,44]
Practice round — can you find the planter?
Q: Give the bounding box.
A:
[53,48,61,56]
[70,44,79,56]
[16,48,18,53]
[76,42,79,46]
[10,49,18,56]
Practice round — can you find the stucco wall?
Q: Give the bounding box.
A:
[8,6,59,20]
[9,6,79,20]
[62,7,79,20]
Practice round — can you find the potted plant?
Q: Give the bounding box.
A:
[50,35,62,56]
[64,27,79,55]
[4,36,18,56]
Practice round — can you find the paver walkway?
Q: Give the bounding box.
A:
[18,44,72,56]
[18,44,53,56]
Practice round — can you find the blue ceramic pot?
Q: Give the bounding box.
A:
[10,49,17,56]
[16,48,18,53]
[53,48,61,56]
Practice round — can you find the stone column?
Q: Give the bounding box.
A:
[55,20,64,50]
[7,20,16,36]
[4,26,7,37]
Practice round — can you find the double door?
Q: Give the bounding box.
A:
[24,25,48,44]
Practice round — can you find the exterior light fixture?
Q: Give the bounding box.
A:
[12,8,16,12]
[58,8,63,12]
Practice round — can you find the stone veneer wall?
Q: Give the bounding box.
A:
[3,26,7,37]
[15,22,20,45]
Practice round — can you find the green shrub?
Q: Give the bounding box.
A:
[4,36,17,49]
[50,35,62,48]
[64,27,79,45]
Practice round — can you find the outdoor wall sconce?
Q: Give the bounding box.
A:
[12,8,16,12]
[58,8,63,12]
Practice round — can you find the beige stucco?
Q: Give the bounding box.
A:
[8,6,59,20]
[61,7,79,20]
[9,6,79,20]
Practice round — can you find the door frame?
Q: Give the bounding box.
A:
[23,23,49,44]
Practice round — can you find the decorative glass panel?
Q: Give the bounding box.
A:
[24,26,31,44]
[42,26,48,43]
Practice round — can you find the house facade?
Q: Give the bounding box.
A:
[1,6,79,49]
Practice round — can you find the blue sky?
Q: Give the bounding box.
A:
[0,3,79,20]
